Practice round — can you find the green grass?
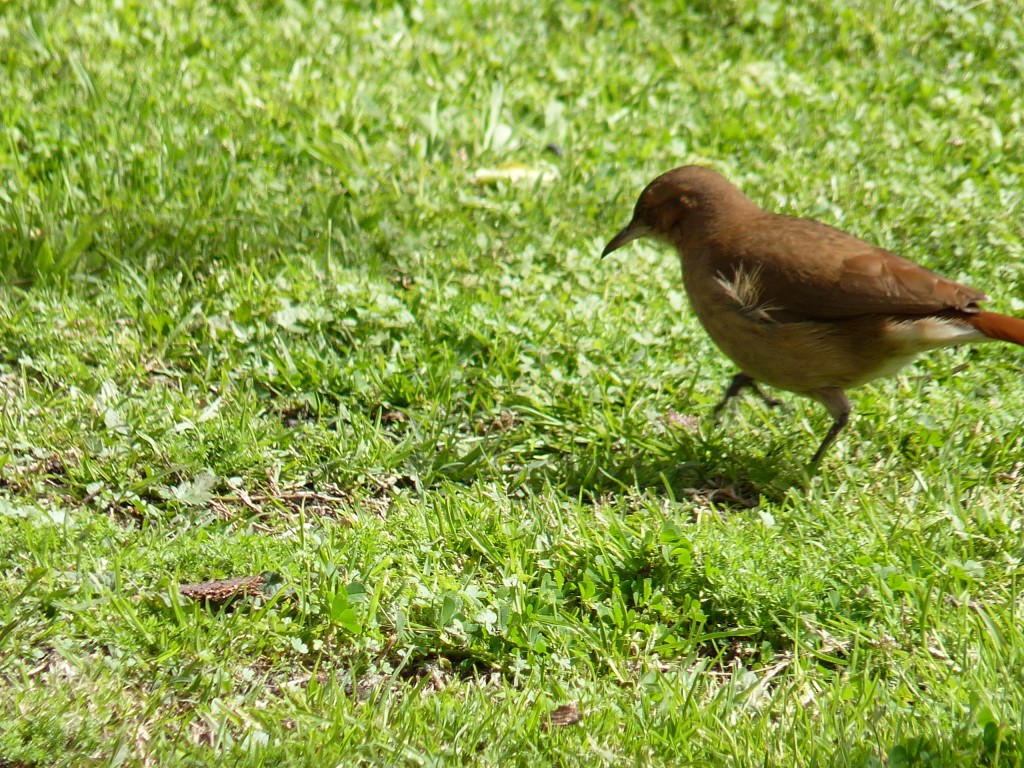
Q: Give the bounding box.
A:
[2,0,1024,764]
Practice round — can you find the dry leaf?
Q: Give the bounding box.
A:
[470,163,559,186]
[544,702,584,729]
[178,572,282,603]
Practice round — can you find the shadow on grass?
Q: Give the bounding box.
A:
[556,432,805,507]
[418,416,812,509]
[278,381,814,510]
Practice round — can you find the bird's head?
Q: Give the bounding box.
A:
[601,165,755,258]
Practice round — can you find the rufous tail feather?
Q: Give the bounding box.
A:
[966,310,1024,346]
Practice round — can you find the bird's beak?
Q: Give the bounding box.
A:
[601,221,651,258]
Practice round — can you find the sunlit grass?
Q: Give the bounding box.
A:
[2,0,1024,765]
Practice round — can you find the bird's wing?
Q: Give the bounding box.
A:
[725,214,988,321]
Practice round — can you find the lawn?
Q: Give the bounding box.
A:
[2,0,1024,765]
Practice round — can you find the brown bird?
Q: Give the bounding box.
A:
[603,166,1024,465]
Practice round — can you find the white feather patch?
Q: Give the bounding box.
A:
[885,316,986,352]
[714,264,780,323]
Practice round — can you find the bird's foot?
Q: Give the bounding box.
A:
[714,373,781,415]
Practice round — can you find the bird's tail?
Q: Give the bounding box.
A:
[965,310,1024,346]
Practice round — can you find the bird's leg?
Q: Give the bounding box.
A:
[713,372,780,416]
[749,383,781,409]
[810,388,851,466]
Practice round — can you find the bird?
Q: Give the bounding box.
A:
[602,165,1024,465]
